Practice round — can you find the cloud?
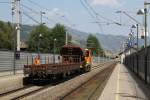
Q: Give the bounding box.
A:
[47,8,65,17]
[92,0,120,6]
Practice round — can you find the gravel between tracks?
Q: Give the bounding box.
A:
[21,62,116,100]
[0,86,42,100]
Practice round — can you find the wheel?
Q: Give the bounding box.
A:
[23,77,32,85]
[84,65,91,72]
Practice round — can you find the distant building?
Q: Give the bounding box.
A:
[119,47,137,64]
[20,41,28,51]
[104,50,115,59]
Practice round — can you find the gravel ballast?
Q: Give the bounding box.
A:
[0,75,24,95]
[21,62,115,100]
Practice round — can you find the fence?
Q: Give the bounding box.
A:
[0,51,59,72]
[124,46,150,84]
[0,50,111,76]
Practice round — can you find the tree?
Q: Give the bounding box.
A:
[28,23,71,53]
[0,21,13,50]
[51,23,71,53]
[28,24,52,53]
[86,34,104,56]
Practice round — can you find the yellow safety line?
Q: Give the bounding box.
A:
[116,64,120,100]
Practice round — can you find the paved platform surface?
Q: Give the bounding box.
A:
[99,64,150,100]
[0,70,23,77]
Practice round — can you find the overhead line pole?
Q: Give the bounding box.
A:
[11,0,16,75]
[144,1,150,84]
[16,0,21,52]
[116,11,143,51]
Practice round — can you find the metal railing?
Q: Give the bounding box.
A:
[0,51,59,72]
[0,50,111,76]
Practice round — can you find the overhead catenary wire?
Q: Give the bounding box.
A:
[80,0,104,33]
[84,0,121,25]
[22,10,40,24]
[27,0,75,28]
[22,9,53,29]
[21,4,57,24]
[0,2,10,4]
[27,0,51,12]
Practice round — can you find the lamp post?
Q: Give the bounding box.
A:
[116,10,142,50]
[137,7,148,48]
[137,2,150,83]
[136,24,139,50]
[144,2,148,48]
[40,11,45,24]
[38,33,42,56]
[53,38,57,63]
[131,24,138,49]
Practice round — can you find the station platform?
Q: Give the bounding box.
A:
[98,64,150,100]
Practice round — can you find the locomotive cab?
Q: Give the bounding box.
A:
[60,45,84,64]
[85,49,92,64]
[80,49,92,72]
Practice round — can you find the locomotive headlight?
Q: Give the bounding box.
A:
[80,65,83,68]
[86,62,90,64]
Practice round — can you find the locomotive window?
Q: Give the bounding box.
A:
[85,51,89,57]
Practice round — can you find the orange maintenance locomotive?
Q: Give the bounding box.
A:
[24,45,92,80]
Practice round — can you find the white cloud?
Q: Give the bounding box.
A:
[92,0,120,6]
[47,8,65,17]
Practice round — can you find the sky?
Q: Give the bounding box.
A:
[0,0,149,36]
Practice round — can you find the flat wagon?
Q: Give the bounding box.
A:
[24,45,92,80]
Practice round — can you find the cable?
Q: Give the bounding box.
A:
[80,0,103,33]
[27,0,75,27]
[84,0,121,25]
[22,10,40,24]
[21,4,57,24]
[21,4,39,14]
[0,2,10,4]
[27,0,51,11]
[80,0,96,20]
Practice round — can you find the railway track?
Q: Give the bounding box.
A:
[0,85,44,100]
[0,62,112,100]
[61,63,116,100]
[91,62,109,70]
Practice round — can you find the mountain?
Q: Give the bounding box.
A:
[95,33,127,53]
[21,25,148,53]
[66,27,128,53]
[67,27,150,53]
[66,27,88,48]
[1,20,147,53]
[21,26,127,53]
[21,25,35,41]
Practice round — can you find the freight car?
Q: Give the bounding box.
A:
[24,45,92,80]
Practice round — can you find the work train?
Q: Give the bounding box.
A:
[24,45,92,80]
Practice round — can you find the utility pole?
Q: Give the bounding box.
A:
[144,2,148,48]
[15,0,21,52]
[136,24,139,50]
[144,1,149,84]
[116,11,142,51]
[53,38,57,63]
[40,11,45,24]
[65,31,68,45]
[11,0,16,75]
